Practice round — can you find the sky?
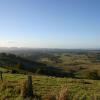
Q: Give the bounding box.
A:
[0,0,100,49]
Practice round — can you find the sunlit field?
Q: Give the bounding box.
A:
[0,73,100,100]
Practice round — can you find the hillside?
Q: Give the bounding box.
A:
[0,53,65,76]
[0,73,100,100]
[0,53,43,73]
[0,51,100,100]
[11,50,100,80]
[0,51,100,79]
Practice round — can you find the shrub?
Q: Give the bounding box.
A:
[20,76,34,99]
[20,80,28,98]
[57,86,70,100]
[0,80,8,91]
[87,70,100,80]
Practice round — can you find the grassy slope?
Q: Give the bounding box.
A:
[0,73,100,100]
[0,53,65,77]
[0,67,7,72]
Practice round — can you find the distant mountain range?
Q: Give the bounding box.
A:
[0,47,100,52]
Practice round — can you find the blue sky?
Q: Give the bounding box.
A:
[0,0,100,48]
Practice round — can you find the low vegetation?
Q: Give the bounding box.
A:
[0,50,100,99]
[0,73,100,100]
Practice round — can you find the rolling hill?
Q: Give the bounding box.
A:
[0,53,65,77]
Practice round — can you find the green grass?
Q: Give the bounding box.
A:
[0,67,7,72]
[0,73,100,100]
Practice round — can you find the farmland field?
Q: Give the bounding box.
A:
[0,73,100,100]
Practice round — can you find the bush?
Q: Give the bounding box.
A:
[87,70,100,80]
[20,80,29,98]
[57,86,70,100]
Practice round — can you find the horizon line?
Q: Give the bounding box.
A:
[0,47,100,50]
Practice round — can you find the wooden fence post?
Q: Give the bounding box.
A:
[0,71,3,81]
[27,75,33,97]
